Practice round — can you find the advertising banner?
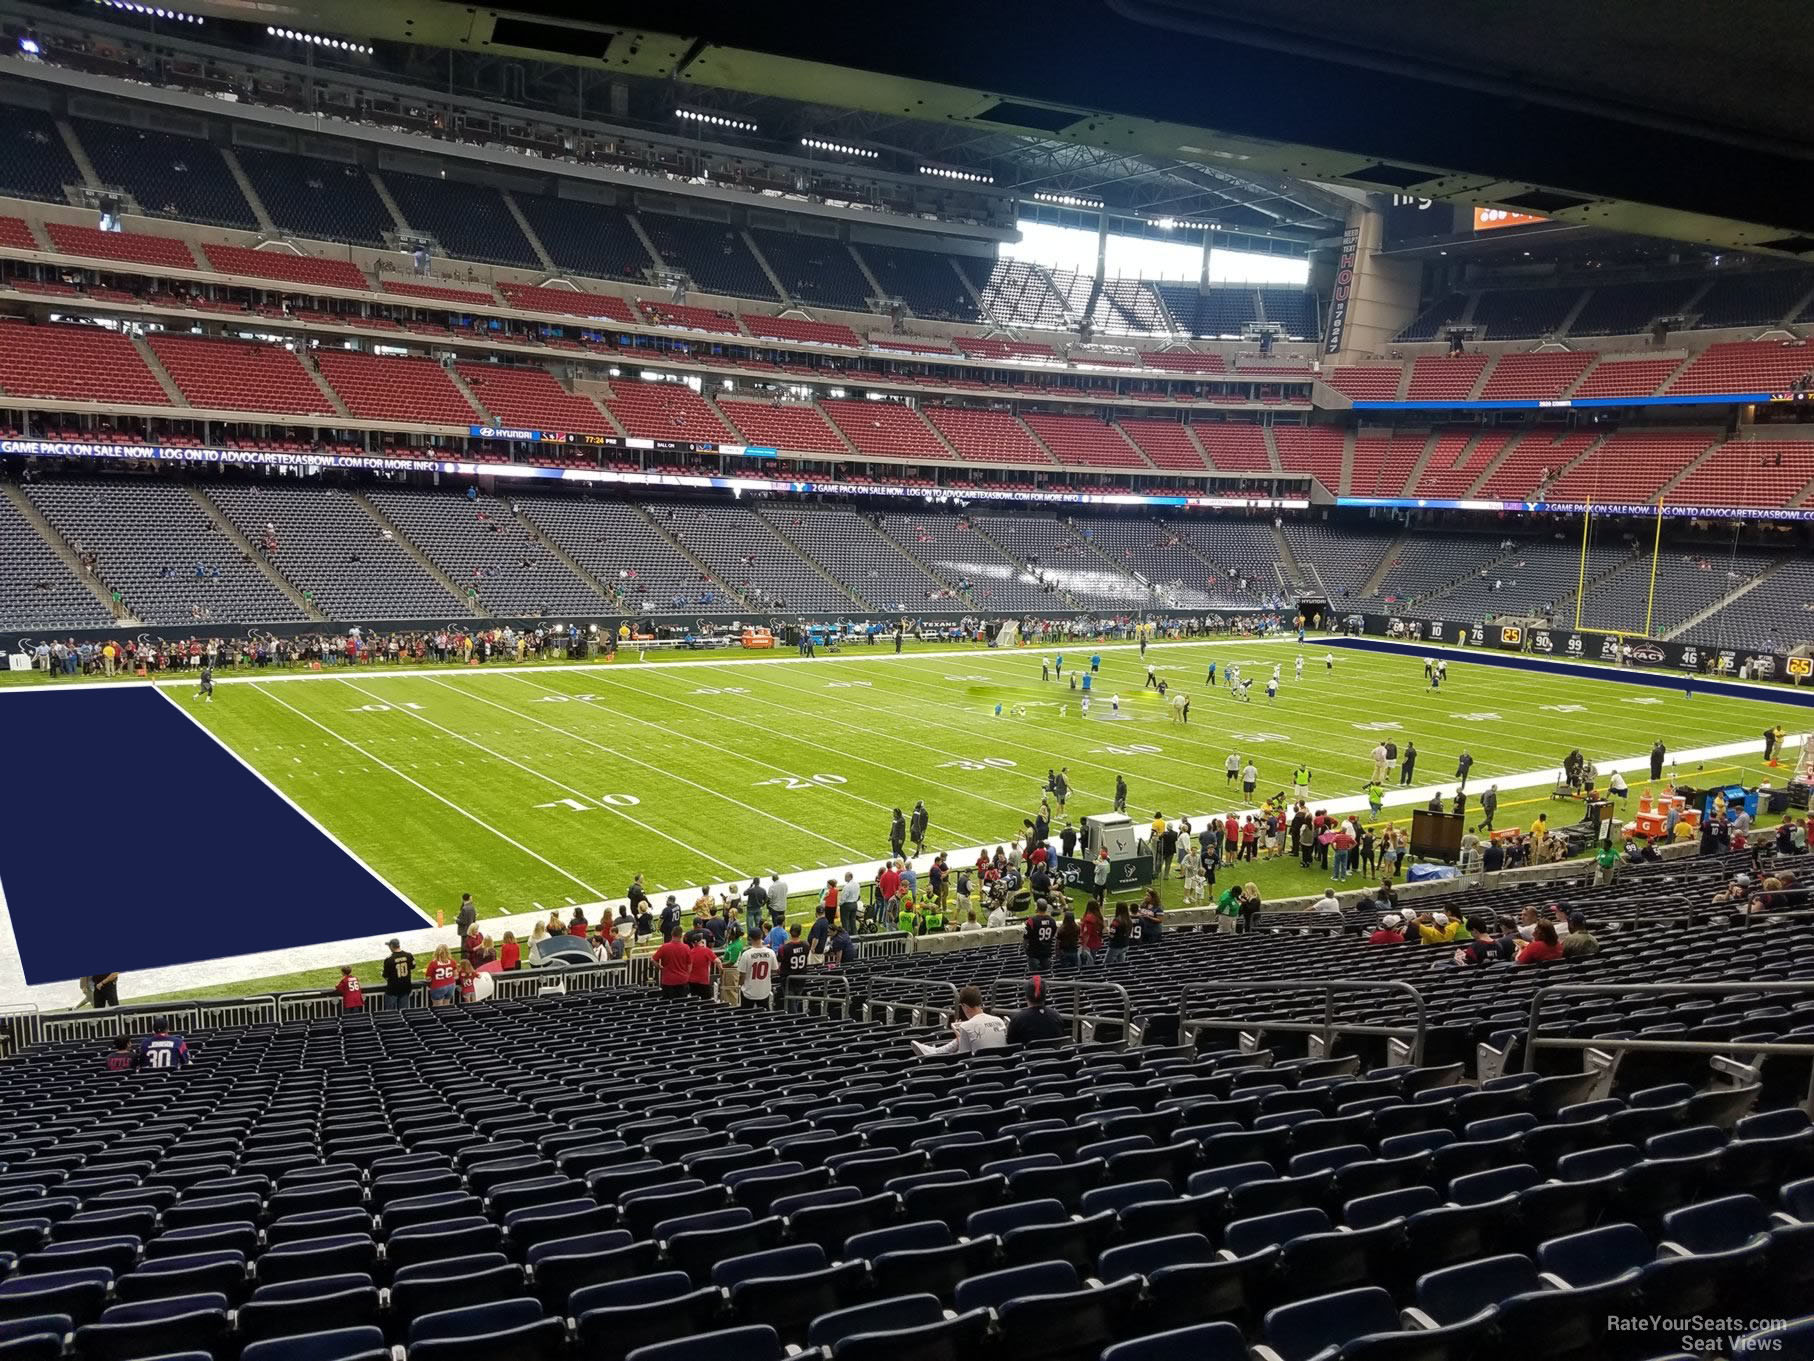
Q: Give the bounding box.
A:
[1324,224,1362,356]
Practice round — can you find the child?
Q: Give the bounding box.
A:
[334,965,364,1010]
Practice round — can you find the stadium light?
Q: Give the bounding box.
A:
[266,25,371,54]
[95,0,203,21]
[919,165,994,185]
[676,108,758,133]
[800,137,878,160]
[1033,191,1104,209]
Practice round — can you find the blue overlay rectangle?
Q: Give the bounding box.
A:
[0,686,425,984]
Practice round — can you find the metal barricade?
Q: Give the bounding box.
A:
[197,997,279,1030]
[490,961,630,1001]
[785,973,851,1020]
[859,932,911,959]
[985,977,1136,1047]
[859,976,962,1028]
[0,1005,40,1055]
[276,991,345,1023]
[1178,979,1429,1066]
[37,1001,205,1046]
[1520,979,1814,1111]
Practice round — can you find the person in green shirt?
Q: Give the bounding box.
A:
[721,926,747,966]
[923,903,946,933]
[1366,782,1385,822]
[1215,886,1241,933]
[1594,839,1619,885]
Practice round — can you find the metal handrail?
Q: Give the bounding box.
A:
[1179,979,1429,1065]
[985,977,1136,1048]
[1521,979,1814,1071]
[859,975,962,1027]
[785,973,851,1019]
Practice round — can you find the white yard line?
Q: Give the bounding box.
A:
[422,675,868,862]
[555,668,1025,841]
[256,682,611,900]
[936,647,1730,776]
[332,678,748,881]
[722,659,1224,807]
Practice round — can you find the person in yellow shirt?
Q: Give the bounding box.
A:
[1530,813,1548,842]
[1673,818,1698,842]
[1417,911,1460,944]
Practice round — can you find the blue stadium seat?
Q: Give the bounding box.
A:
[571,1272,721,1361]
[73,1291,231,1361]
[252,1235,377,1284]
[1539,1220,1760,1319]
[388,1261,525,1331]
[407,1299,566,1361]
[113,1250,246,1304]
[527,1230,655,1308]
[1096,1232,1248,1329]
[1264,1283,1492,1361]
[239,1326,390,1361]
[386,1218,503,1271]
[1100,1322,1250,1361]
[662,1217,784,1286]
[235,1275,380,1345]
[622,1325,786,1361]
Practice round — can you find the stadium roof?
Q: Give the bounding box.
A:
[80,0,1814,258]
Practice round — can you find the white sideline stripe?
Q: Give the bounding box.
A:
[8,729,1790,1011]
[0,638,1288,695]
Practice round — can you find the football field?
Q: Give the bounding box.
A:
[180,637,1810,926]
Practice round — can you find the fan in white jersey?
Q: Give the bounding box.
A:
[737,942,778,1009]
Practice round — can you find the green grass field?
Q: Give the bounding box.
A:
[177,637,1807,917]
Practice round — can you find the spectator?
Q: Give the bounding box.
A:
[1368,912,1406,944]
[687,930,720,999]
[1517,920,1565,964]
[1079,901,1104,961]
[454,893,477,952]
[381,939,415,1010]
[911,984,1007,1056]
[737,932,777,1009]
[1314,889,1342,915]
[1238,881,1263,934]
[1006,976,1065,1046]
[1025,899,1058,970]
[1137,888,1166,943]
[136,1021,189,1070]
[825,922,859,967]
[1453,916,1500,967]
[334,965,364,1010]
[499,931,521,971]
[1417,911,1460,945]
[1561,912,1600,959]
[106,1036,135,1073]
[776,922,809,995]
[87,972,121,1009]
[1106,903,1133,964]
[653,927,692,1000]
[1057,908,1081,966]
[424,945,458,1006]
